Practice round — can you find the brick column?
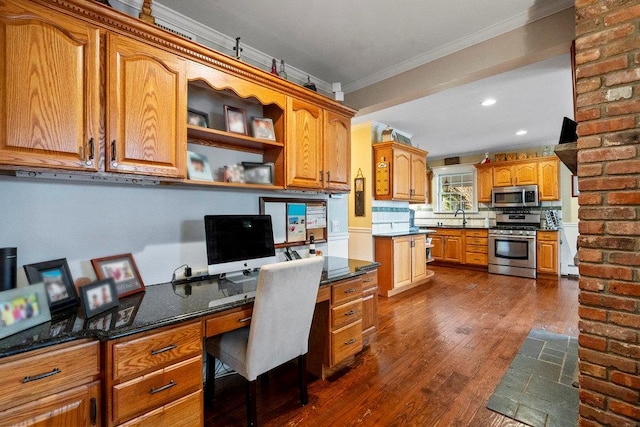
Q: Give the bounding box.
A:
[575,1,640,426]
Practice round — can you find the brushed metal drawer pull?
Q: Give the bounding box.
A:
[344,310,357,316]
[239,316,252,323]
[150,380,176,395]
[344,288,356,294]
[344,338,357,345]
[362,278,373,282]
[151,344,177,355]
[22,368,61,383]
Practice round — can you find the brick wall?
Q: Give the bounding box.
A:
[575,1,640,426]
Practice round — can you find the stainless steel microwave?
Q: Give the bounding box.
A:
[491,185,539,208]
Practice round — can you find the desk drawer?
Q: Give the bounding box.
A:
[331,320,362,365]
[331,298,363,330]
[113,321,202,381]
[0,340,99,412]
[360,270,378,291]
[205,305,253,337]
[113,355,202,424]
[331,277,362,305]
[119,389,203,427]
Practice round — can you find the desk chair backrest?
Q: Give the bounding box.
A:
[244,256,324,381]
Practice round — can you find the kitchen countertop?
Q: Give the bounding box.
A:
[420,225,490,230]
[373,230,435,237]
[0,256,379,358]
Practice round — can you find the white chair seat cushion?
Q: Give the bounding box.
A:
[207,327,250,379]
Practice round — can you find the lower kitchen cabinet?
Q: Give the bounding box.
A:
[465,229,488,266]
[374,234,434,297]
[537,230,559,275]
[0,340,101,426]
[431,228,464,264]
[104,320,203,426]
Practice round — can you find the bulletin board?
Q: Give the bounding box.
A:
[259,197,327,248]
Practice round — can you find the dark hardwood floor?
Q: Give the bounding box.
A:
[205,265,579,426]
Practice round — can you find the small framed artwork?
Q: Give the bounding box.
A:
[187,151,214,181]
[251,118,276,140]
[91,253,145,297]
[224,105,247,135]
[0,283,52,339]
[23,258,79,313]
[187,108,209,128]
[80,278,119,318]
[242,162,274,185]
[572,175,579,197]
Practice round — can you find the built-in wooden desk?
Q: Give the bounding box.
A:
[0,257,378,426]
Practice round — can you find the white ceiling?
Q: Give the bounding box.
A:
[154,0,575,159]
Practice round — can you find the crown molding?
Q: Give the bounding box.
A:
[343,0,575,93]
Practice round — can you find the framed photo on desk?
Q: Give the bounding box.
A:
[91,253,145,297]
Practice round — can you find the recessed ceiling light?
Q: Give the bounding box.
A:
[516,130,527,136]
[481,98,496,106]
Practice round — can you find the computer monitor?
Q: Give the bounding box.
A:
[204,215,277,282]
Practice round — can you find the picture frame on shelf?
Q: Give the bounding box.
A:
[0,283,52,340]
[80,278,119,318]
[186,150,214,181]
[187,108,209,128]
[23,258,79,313]
[224,105,247,135]
[251,117,276,140]
[242,162,274,185]
[91,253,145,297]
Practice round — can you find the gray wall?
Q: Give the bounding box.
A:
[1,175,342,286]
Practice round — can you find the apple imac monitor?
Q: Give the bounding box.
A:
[204,215,277,282]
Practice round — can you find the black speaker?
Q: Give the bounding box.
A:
[0,247,17,292]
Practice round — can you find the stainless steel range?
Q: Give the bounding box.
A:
[488,210,540,279]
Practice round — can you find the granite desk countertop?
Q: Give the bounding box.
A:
[0,256,379,358]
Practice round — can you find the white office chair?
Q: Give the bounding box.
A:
[205,256,324,426]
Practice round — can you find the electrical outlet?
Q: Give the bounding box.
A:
[331,220,339,233]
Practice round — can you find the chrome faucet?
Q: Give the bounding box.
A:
[455,208,467,227]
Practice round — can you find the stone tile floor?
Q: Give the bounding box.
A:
[487,329,579,427]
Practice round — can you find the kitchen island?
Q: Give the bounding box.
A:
[373,230,435,297]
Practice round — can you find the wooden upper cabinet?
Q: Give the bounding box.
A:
[0,1,100,171]
[286,97,323,189]
[538,158,560,201]
[476,164,493,203]
[411,154,427,201]
[513,163,537,185]
[373,142,428,202]
[106,34,187,178]
[392,148,412,199]
[493,161,537,187]
[323,111,351,192]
